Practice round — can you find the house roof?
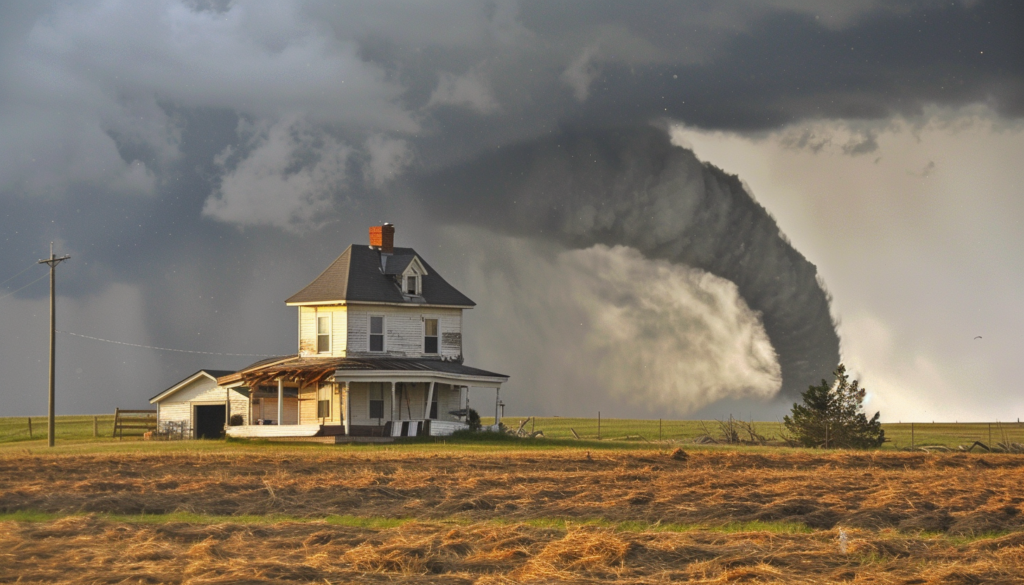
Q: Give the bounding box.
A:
[216,355,508,388]
[381,254,417,276]
[284,245,475,307]
[150,369,236,403]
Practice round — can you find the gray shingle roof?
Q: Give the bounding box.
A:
[285,245,475,307]
[382,254,416,275]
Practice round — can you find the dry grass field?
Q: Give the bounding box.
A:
[2,445,1024,583]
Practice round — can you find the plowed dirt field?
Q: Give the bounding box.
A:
[2,447,1023,583]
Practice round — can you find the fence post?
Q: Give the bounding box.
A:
[27,418,32,438]
[989,423,992,446]
[93,416,98,438]
[597,411,601,440]
[659,418,662,442]
[911,422,915,449]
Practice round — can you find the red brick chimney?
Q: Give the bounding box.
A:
[369,223,395,254]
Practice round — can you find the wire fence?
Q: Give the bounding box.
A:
[482,416,1024,449]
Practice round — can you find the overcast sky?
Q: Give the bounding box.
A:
[1,0,1022,422]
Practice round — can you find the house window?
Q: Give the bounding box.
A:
[369,315,384,352]
[424,318,438,354]
[369,399,384,419]
[369,382,385,420]
[317,400,331,418]
[406,275,418,295]
[317,315,331,353]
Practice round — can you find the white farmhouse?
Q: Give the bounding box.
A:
[151,224,508,441]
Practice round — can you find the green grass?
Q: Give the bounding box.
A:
[0,510,814,535]
[880,422,1024,450]
[7,510,1015,543]
[0,414,117,444]
[0,510,410,528]
[6,414,1024,453]
[484,416,786,443]
[491,417,1024,450]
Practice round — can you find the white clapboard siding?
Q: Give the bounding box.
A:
[346,306,462,358]
[298,386,317,424]
[349,381,403,426]
[299,306,316,356]
[299,306,350,357]
[252,397,299,425]
[157,375,230,425]
[436,384,461,422]
[227,392,250,426]
[429,420,469,436]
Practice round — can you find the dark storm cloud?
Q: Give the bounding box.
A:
[414,127,839,399]
[0,0,1021,415]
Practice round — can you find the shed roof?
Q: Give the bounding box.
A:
[285,245,474,307]
[150,369,236,403]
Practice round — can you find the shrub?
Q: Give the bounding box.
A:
[784,364,884,449]
[467,408,481,432]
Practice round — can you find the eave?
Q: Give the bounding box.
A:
[285,300,474,309]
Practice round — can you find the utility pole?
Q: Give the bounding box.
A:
[38,243,70,448]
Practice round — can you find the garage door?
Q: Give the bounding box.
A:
[194,404,226,439]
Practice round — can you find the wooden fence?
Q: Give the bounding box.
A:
[112,408,157,440]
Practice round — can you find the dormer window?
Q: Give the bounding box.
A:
[406,275,418,295]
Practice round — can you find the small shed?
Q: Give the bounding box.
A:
[150,370,248,439]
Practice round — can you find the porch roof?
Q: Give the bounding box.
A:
[216,355,508,390]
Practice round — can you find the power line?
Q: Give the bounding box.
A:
[0,271,50,302]
[0,262,38,288]
[58,330,275,357]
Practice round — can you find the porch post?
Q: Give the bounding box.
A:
[343,382,351,436]
[277,378,284,425]
[424,381,435,420]
[390,381,396,422]
[495,387,501,427]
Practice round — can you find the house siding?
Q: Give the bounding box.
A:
[298,385,317,424]
[348,382,393,426]
[299,306,349,357]
[251,396,299,425]
[436,384,462,422]
[155,375,250,434]
[347,306,462,359]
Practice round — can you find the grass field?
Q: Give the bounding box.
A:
[483,416,1024,450]
[6,415,1024,452]
[2,444,1024,583]
[0,414,116,444]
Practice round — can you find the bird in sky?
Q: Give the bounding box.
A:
[974,336,983,340]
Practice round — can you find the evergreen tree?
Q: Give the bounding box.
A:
[783,364,885,449]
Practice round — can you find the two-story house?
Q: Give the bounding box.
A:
[151,224,508,441]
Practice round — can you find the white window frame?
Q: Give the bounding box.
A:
[368,314,386,353]
[316,313,332,354]
[405,273,419,296]
[423,316,439,355]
